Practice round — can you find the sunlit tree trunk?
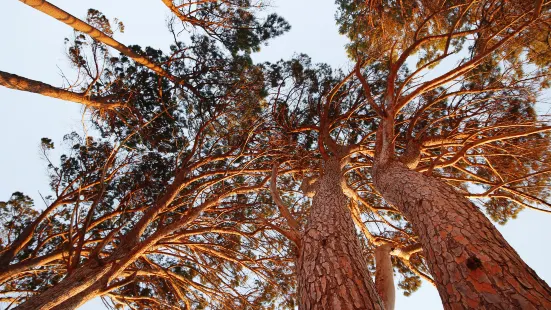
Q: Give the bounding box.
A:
[297,157,384,310]
[50,281,104,310]
[13,260,108,310]
[375,244,395,310]
[373,158,551,309]
[0,251,67,284]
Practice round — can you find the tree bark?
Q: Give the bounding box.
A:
[0,70,121,109]
[297,158,384,310]
[49,281,104,310]
[13,260,108,310]
[373,159,551,309]
[375,244,395,310]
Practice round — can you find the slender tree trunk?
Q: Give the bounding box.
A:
[297,158,384,310]
[375,244,395,310]
[373,159,551,309]
[19,0,168,80]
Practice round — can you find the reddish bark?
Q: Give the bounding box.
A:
[373,159,551,309]
[375,244,395,310]
[297,158,384,310]
[50,281,104,310]
[13,260,108,310]
[0,70,121,109]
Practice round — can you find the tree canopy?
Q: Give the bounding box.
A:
[2,0,551,309]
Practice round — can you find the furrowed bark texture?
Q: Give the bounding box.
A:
[373,160,551,309]
[13,261,108,310]
[50,281,104,310]
[375,244,395,310]
[297,158,384,310]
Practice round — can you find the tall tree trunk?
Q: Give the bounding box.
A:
[297,158,384,310]
[375,244,395,310]
[373,159,551,309]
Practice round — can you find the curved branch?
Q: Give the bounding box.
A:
[270,164,301,233]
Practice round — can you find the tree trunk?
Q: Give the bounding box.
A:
[13,261,108,310]
[373,159,551,309]
[297,158,384,310]
[375,244,395,310]
[50,281,104,310]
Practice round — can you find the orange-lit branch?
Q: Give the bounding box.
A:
[19,0,196,92]
[0,70,122,109]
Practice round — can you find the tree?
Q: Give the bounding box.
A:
[1,4,295,310]
[4,0,551,309]
[1,131,294,309]
[333,0,551,308]
[264,56,428,309]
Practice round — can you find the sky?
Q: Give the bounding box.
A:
[0,1,550,309]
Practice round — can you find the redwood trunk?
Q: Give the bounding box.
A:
[297,158,384,310]
[373,160,551,309]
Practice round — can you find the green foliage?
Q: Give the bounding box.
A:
[8,1,551,308]
[486,198,523,225]
[0,192,37,248]
[40,137,54,150]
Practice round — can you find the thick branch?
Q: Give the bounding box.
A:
[20,0,196,91]
[270,164,301,232]
[355,65,385,117]
[0,71,122,109]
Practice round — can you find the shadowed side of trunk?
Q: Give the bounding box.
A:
[297,158,384,310]
[375,244,395,310]
[373,159,551,309]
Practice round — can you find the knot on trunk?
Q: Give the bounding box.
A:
[466,255,482,270]
[300,176,318,198]
[400,139,422,169]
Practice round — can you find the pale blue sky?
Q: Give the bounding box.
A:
[0,1,549,309]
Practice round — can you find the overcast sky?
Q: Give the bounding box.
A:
[1,1,550,309]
